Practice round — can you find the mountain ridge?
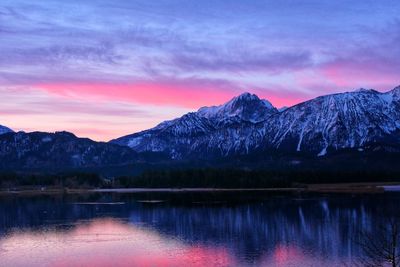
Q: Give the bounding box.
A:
[0,131,138,170]
[1,86,400,172]
[0,125,13,135]
[111,86,400,159]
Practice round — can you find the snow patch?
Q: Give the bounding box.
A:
[379,93,393,104]
[128,137,143,148]
[318,147,328,156]
[42,136,52,142]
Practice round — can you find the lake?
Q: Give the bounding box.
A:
[0,191,398,267]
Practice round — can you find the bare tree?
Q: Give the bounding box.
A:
[354,219,400,267]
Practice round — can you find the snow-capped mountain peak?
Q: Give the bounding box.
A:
[112,92,278,152]
[197,92,277,123]
[261,99,275,110]
[353,88,378,93]
[112,87,400,159]
[235,92,258,101]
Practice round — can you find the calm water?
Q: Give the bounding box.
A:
[0,191,399,267]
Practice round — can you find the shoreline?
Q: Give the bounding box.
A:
[1,182,399,195]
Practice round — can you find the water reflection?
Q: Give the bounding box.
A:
[1,218,235,267]
[0,192,399,266]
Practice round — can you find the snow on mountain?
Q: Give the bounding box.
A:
[3,86,399,170]
[261,88,400,156]
[111,93,277,155]
[0,125,13,135]
[112,86,400,159]
[197,92,277,124]
[390,85,400,100]
[112,112,216,155]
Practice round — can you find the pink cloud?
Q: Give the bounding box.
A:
[255,89,306,108]
[36,80,239,109]
[1,82,308,141]
[320,58,399,91]
[36,81,304,109]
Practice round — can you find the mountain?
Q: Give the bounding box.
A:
[197,92,277,125]
[260,87,400,156]
[0,125,13,135]
[2,86,399,174]
[111,86,400,159]
[0,131,138,170]
[111,93,278,158]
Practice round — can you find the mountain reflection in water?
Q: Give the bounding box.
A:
[0,192,398,267]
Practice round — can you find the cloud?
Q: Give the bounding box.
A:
[0,86,190,140]
[0,0,318,85]
[35,78,242,109]
[0,98,147,117]
[170,50,313,73]
[316,20,400,91]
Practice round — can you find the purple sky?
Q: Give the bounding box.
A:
[0,0,399,140]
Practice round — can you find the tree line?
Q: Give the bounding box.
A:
[1,167,400,189]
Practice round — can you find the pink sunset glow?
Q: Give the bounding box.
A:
[0,82,305,140]
[0,0,399,140]
[0,79,396,140]
[37,82,241,109]
[38,82,304,109]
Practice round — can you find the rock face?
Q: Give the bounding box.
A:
[111,87,400,159]
[0,131,137,170]
[0,125,13,135]
[197,92,278,125]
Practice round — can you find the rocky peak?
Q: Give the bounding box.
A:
[197,92,277,123]
[353,88,378,93]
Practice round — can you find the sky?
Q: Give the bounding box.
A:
[0,0,399,141]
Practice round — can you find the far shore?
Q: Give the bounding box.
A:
[2,182,400,195]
